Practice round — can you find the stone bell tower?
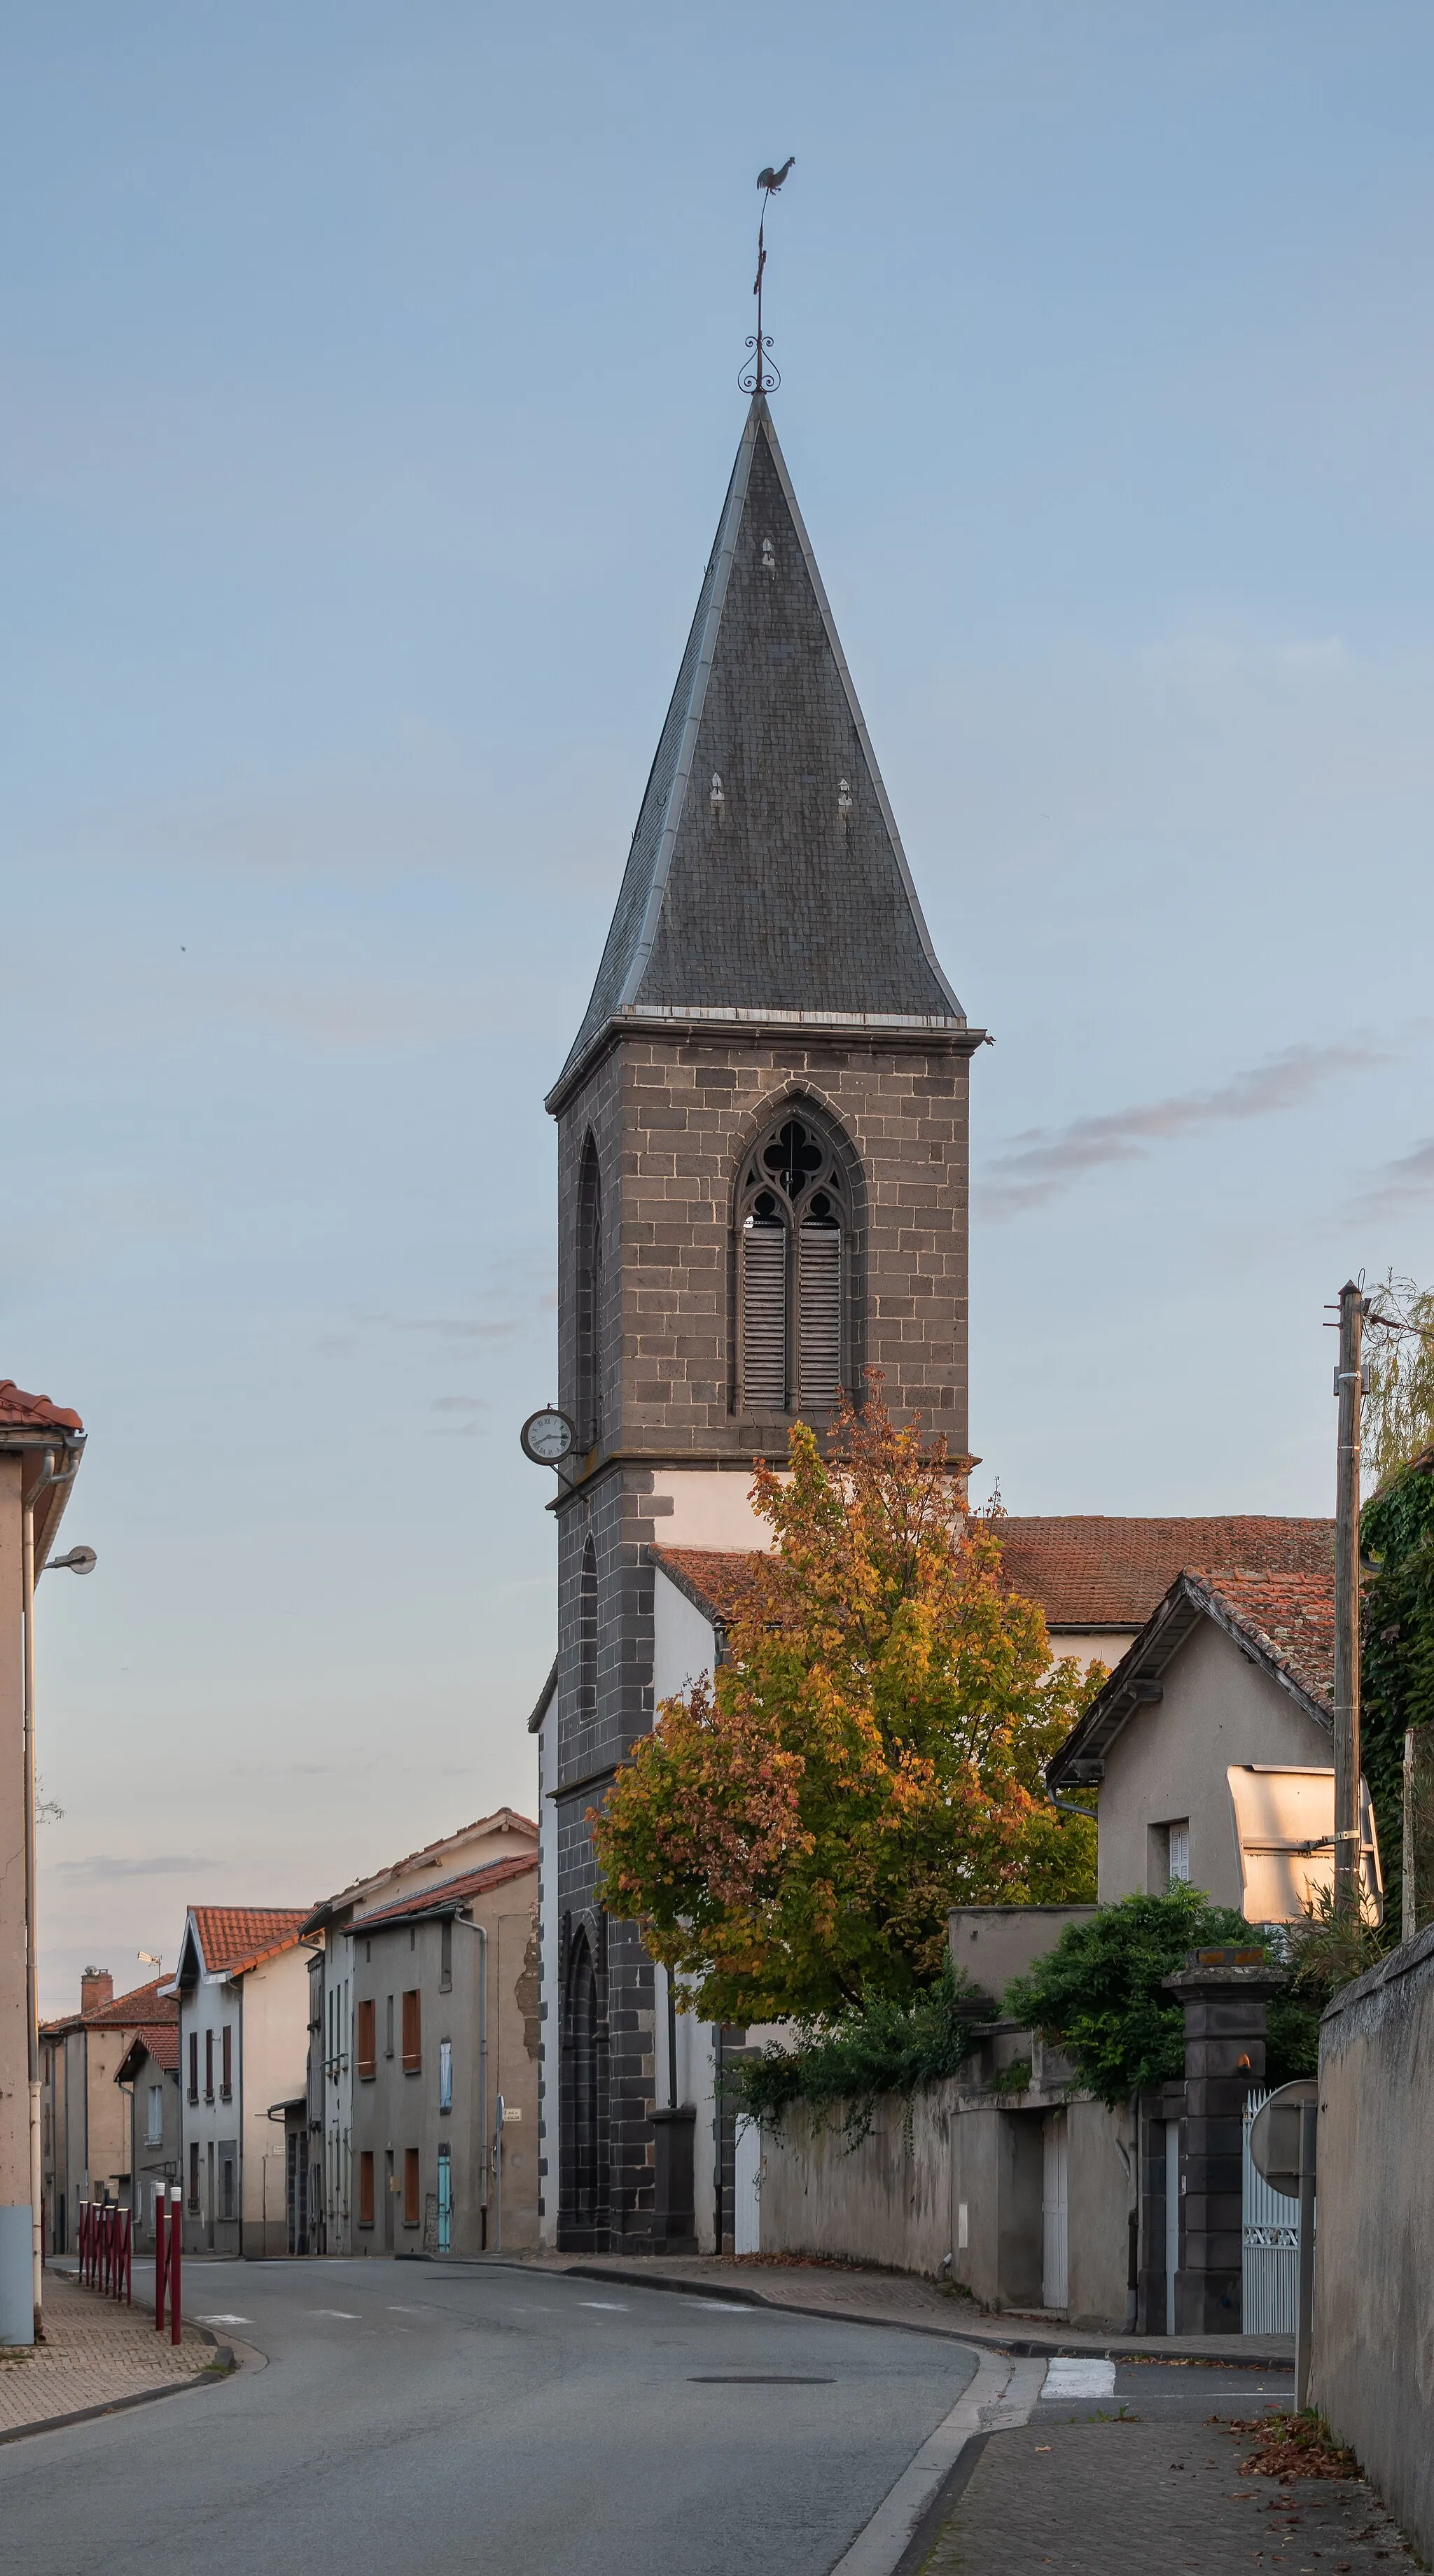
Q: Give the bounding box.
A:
[542,391,983,2250]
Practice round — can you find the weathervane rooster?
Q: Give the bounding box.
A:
[743,157,795,396]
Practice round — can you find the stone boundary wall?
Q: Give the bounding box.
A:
[753,2080,959,2276]
[1316,1923,1434,2566]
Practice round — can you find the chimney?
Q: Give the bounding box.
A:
[81,1967,114,2016]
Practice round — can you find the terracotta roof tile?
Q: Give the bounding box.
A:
[116,2023,181,2079]
[85,1976,179,2030]
[995,1516,1334,1630]
[189,1906,311,1977]
[1190,1566,1335,1714]
[0,1380,83,1432]
[653,1521,1337,1650]
[354,1851,537,1932]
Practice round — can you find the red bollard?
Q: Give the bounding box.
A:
[169,2186,182,2346]
[155,2189,167,2334]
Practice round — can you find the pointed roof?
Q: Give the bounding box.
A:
[550,396,968,1108]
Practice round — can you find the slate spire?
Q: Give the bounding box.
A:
[550,396,964,1105]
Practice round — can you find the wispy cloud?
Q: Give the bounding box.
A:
[979,1039,1390,1221]
[357,1310,533,1344]
[431,1396,487,1415]
[1351,1137,1434,1220]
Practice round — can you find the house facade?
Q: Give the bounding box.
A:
[302,1806,537,2255]
[39,1970,177,2255]
[0,1377,85,2345]
[169,1907,311,2258]
[114,2025,182,2253]
[347,1848,539,2258]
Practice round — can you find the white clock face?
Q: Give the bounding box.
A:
[521,1408,576,1464]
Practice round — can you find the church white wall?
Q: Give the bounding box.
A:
[1050,1629,1136,1674]
[653,1572,720,1709]
[651,1470,776,1553]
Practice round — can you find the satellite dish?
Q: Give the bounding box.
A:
[46,1546,97,1575]
[1248,2078,1318,2199]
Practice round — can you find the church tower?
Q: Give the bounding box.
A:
[543,392,983,2251]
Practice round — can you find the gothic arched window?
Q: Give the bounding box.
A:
[575,1136,602,1450]
[577,1536,599,1718]
[737,1110,848,1412]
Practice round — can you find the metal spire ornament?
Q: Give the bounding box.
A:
[741,157,795,396]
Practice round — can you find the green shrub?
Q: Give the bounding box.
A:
[1003,1887,1256,2104]
[724,1954,977,2143]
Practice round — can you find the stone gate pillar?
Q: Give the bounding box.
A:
[1162,1947,1284,2335]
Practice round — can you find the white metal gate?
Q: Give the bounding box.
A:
[1242,2088,1300,2334]
[1042,2110,1068,2309]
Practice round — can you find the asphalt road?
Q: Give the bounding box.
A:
[1,2258,980,2576]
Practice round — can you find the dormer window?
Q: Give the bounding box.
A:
[737,1110,849,1412]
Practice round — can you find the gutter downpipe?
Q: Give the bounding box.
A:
[22,1438,84,2330]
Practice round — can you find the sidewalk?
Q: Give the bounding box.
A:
[911,2367,1418,2575]
[0,2271,225,2441]
[501,2250,1296,2366]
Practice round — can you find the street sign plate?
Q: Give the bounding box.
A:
[1248,2078,1318,2197]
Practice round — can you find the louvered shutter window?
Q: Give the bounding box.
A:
[798,1223,842,1406]
[402,1989,422,2072]
[358,2150,375,2227]
[356,1998,377,2080]
[742,1217,788,1406]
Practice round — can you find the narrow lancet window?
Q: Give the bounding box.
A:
[737,1111,849,1411]
[576,1136,601,1449]
[577,1536,599,1719]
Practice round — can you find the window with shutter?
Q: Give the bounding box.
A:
[356,1997,377,2080]
[737,1109,851,1413]
[147,2085,164,2146]
[188,2031,198,2104]
[204,2029,214,2102]
[401,1989,422,2073]
[358,2150,375,2227]
[741,1217,788,1406]
[798,1221,842,1406]
[220,2025,232,2101]
[576,1135,602,1449]
[403,2146,421,2227]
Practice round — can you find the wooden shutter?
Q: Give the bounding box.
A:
[403,2147,421,2226]
[188,2031,198,2103]
[221,2025,232,2099]
[204,2029,214,2100]
[356,1997,376,2080]
[798,1224,842,1406]
[358,2150,375,2228]
[402,1989,422,2072]
[742,1217,788,1406]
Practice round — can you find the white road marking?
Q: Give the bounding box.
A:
[310,2309,361,2319]
[387,2304,426,2314]
[828,2349,1043,2576]
[681,2300,760,2313]
[197,2314,253,2327]
[1042,2358,1117,2399]
[578,2300,627,2311]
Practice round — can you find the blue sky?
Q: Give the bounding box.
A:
[6,5,1434,2007]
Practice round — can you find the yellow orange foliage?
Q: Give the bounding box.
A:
[592,1385,1100,2022]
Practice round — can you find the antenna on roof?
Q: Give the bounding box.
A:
[742,158,794,397]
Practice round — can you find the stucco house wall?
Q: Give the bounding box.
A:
[1094,1617,1330,1907]
[1314,1925,1434,2568]
[237,1943,311,2255]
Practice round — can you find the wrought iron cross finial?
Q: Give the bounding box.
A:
[742,158,794,396]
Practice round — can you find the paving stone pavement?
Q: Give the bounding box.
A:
[916,2375,1419,2575]
[0,2271,220,2437]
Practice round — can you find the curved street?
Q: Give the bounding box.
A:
[1,2261,980,2576]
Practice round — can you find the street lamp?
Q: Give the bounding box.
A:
[43,1547,96,1576]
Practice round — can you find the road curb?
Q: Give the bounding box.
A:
[549,2264,1294,2370]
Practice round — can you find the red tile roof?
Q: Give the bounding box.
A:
[995,1516,1334,1630]
[653,1547,775,1625]
[1193,1567,1335,1713]
[85,1975,179,2029]
[354,1851,537,1932]
[0,1380,83,1432]
[189,1907,311,1977]
[654,1521,1337,1642]
[115,2023,181,2080]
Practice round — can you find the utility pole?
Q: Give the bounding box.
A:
[1333,1280,1365,1918]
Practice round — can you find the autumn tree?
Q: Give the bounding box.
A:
[592,1386,1100,2024]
